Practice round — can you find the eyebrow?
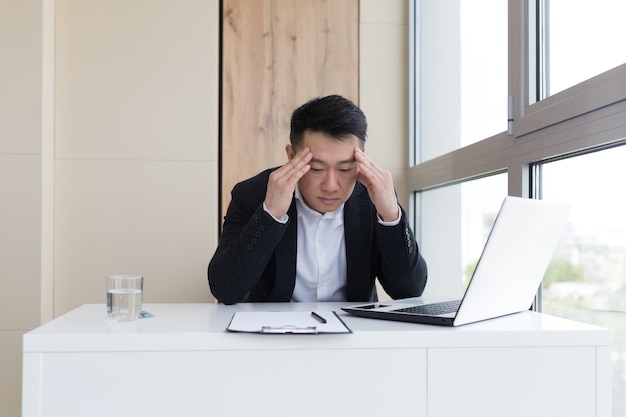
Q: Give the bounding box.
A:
[310,157,357,165]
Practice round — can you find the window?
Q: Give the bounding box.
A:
[409,1,626,414]
[418,174,507,297]
[515,1,626,137]
[544,0,626,98]
[412,0,507,164]
[537,143,626,417]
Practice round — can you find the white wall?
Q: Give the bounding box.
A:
[360,0,410,210]
[53,0,219,316]
[1,0,54,415]
[0,1,408,416]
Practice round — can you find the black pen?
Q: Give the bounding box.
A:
[311,311,327,324]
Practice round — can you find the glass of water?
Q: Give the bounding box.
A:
[106,275,143,321]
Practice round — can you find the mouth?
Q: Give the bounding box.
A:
[319,196,339,205]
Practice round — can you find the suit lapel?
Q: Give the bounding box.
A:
[344,183,373,300]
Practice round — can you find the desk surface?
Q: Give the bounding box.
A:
[24,302,611,353]
[23,302,612,417]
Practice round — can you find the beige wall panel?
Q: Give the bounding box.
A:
[360,0,408,301]
[53,0,220,316]
[0,330,23,417]
[359,1,409,175]
[55,0,217,161]
[0,1,54,416]
[221,0,359,216]
[54,160,217,316]
[360,0,406,24]
[0,156,44,330]
[0,0,44,155]
[40,154,55,323]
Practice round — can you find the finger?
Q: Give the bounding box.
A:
[356,156,384,184]
[286,160,311,183]
[291,147,312,165]
[354,147,378,172]
[355,149,395,193]
[273,153,312,191]
[355,148,375,184]
[284,148,312,175]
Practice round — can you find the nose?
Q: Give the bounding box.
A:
[322,170,340,192]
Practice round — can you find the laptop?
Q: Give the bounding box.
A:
[342,196,571,326]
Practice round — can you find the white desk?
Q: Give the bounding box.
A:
[22,303,611,417]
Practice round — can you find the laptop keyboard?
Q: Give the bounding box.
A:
[394,299,462,315]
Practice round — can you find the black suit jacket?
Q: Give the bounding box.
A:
[208,168,427,304]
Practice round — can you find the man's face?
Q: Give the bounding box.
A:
[288,131,360,214]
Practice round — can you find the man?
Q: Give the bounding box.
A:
[208,95,427,304]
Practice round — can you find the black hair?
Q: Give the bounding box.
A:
[289,95,367,150]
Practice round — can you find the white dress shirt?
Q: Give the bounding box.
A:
[263,185,402,302]
[291,186,347,301]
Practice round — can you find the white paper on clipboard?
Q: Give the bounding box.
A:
[227,311,352,334]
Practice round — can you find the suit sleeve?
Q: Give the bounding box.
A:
[208,182,288,304]
[375,206,428,299]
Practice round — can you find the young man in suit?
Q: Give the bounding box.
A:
[208,95,427,304]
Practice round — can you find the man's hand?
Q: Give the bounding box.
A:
[355,147,400,222]
[264,147,312,219]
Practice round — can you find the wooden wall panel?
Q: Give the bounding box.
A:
[221,0,359,218]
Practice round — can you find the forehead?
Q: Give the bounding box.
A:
[301,131,360,157]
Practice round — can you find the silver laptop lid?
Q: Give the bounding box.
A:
[453,196,571,325]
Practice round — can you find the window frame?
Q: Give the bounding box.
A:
[408,0,626,198]
[511,0,626,138]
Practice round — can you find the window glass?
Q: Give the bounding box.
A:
[545,0,626,97]
[539,143,626,417]
[416,0,507,163]
[419,173,507,297]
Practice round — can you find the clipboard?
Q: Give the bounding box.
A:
[227,311,352,334]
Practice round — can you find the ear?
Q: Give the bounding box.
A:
[285,144,295,161]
